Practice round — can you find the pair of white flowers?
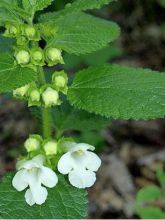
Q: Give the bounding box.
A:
[12,142,101,206]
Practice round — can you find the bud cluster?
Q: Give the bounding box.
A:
[24,134,59,157]
[13,71,68,107]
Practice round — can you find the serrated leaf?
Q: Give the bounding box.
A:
[0,53,36,93]
[39,0,116,22]
[68,64,165,120]
[0,173,87,219]
[22,0,53,13]
[40,12,120,55]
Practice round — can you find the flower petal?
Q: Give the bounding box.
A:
[25,189,35,206]
[69,169,96,189]
[85,151,101,171]
[30,186,48,205]
[70,143,95,153]
[21,155,44,170]
[58,152,73,174]
[40,166,58,188]
[12,169,28,191]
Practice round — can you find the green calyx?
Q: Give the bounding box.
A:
[4,23,20,37]
[13,84,30,99]
[41,85,62,108]
[23,25,40,41]
[24,134,43,153]
[30,47,45,66]
[45,48,64,66]
[15,49,30,65]
[52,70,68,94]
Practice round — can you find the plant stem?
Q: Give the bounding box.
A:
[38,67,52,139]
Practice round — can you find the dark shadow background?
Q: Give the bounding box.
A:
[1,0,165,219]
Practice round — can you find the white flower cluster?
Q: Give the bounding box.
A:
[12,137,101,206]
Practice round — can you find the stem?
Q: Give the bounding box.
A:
[38,67,52,139]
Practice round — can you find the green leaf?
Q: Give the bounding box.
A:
[0,53,37,93]
[0,36,14,52]
[135,185,165,219]
[156,166,165,187]
[40,12,120,55]
[0,173,87,219]
[135,206,165,219]
[52,101,111,132]
[64,44,122,69]
[39,0,116,22]
[31,101,111,132]
[68,64,165,120]
[22,0,53,13]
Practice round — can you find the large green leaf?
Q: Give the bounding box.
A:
[22,0,53,13]
[0,53,36,93]
[40,12,120,55]
[0,36,14,52]
[39,0,116,22]
[0,173,87,219]
[68,64,165,120]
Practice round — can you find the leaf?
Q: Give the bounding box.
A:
[30,101,111,132]
[64,44,122,69]
[135,206,165,219]
[22,0,53,13]
[0,173,87,219]
[0,36,14,52]
[135,185,165,219]
[156,166,165,186]
[39,0,116,22]
[52,101,111,132]
[68,64,165,120]
[40,12,120,55]
[0,53,37,93]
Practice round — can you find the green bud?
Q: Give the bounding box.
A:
[15,50,30,65]
[24,137,40,152]
[13,84,30,97]
[32,51,43,62]
[52,71,68,94]
[29,89,40,102]
[43,141,57,155]
[4,23,19,37]
[25,26,36,38]
[45,48,64,66]
[42,87,60,107]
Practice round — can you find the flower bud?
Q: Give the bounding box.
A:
[15,50,30,65]
[33,51,43,62]
[13,84,30,97]
[24,135,42,152]
[25,26,36,38]
[45,48,64,66]
[52,71,68,94]
[4,23,19,37]
[44,141,57,155]
[29,89,40,102]
[42,87,60,107]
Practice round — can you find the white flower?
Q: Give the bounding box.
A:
[57,142,101,189]
[12,155,58,206]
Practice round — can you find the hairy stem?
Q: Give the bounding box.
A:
[38,67,52,138]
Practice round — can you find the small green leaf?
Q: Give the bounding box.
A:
[68,64,165,119]
[0,53,36,93]
[40,12,120,55]
[22,0,53,14]
[156,166,165,187]
[39,0,116,22]
[0,173,87,219]
[135,185,165,219]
